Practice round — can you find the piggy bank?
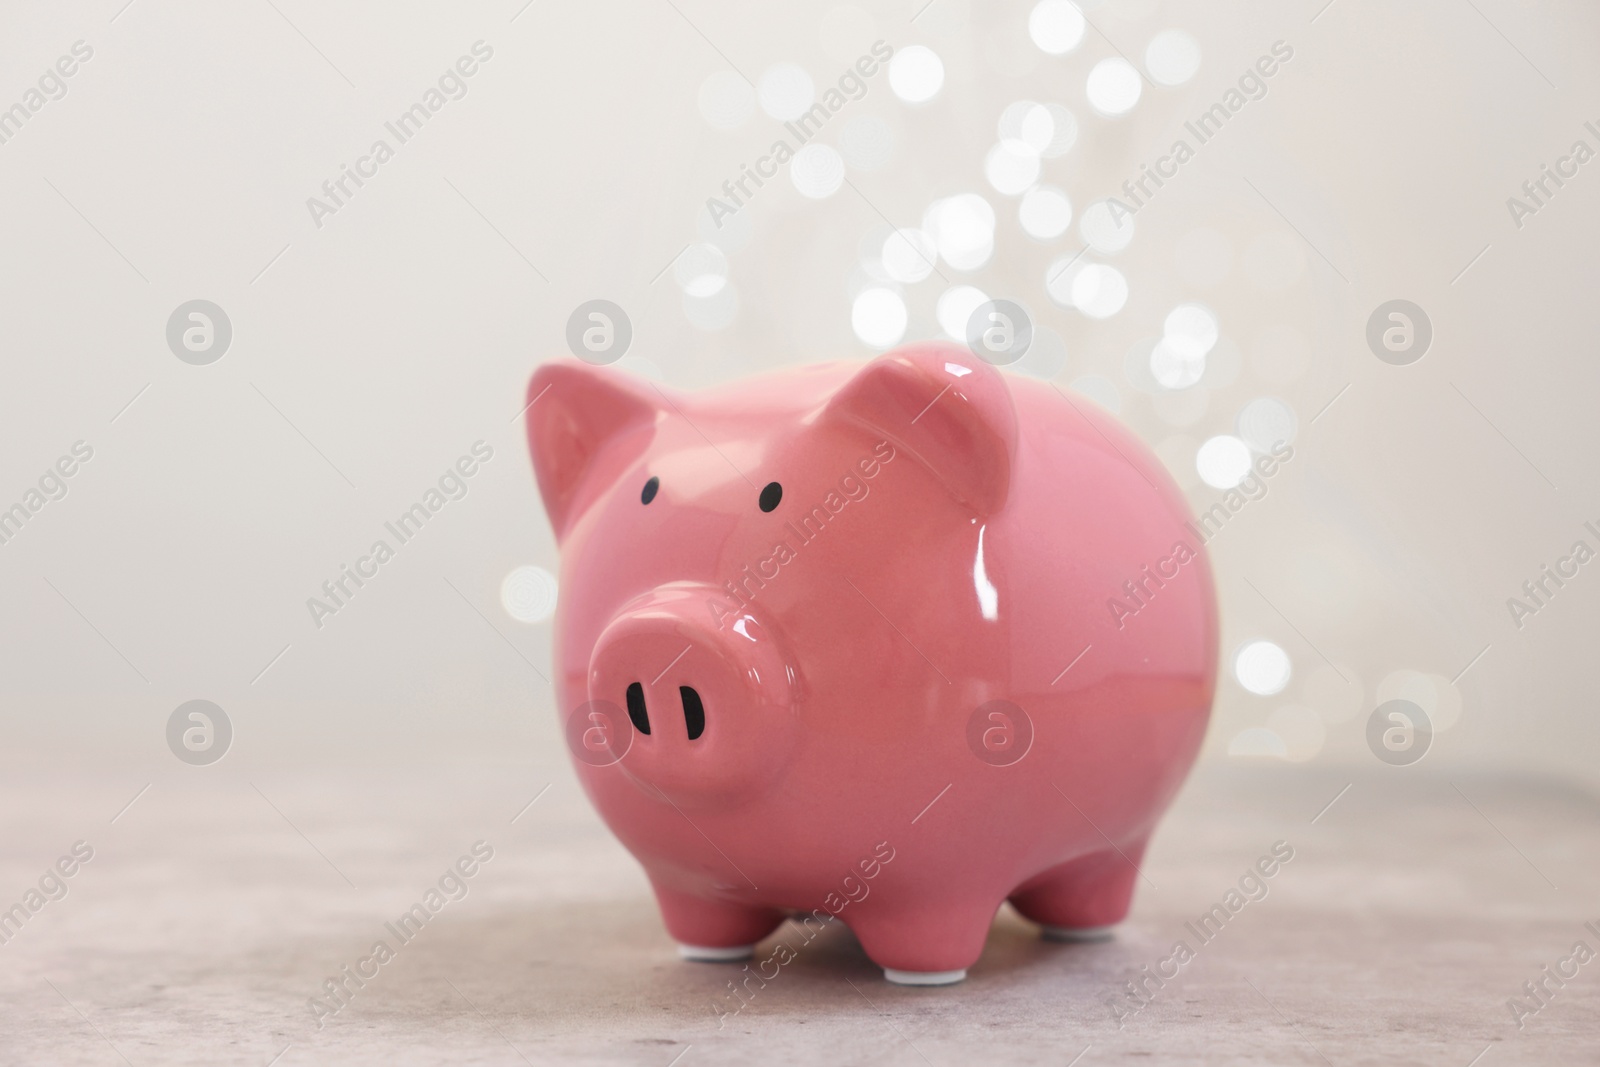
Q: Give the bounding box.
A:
[525,343,1216,985]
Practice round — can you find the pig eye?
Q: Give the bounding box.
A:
[641,476,659,504]
[759,481,782,512]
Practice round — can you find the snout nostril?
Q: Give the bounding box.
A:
[626,682,650,735]
[680,686,705,741]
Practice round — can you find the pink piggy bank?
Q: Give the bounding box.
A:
[525,343,1216,985]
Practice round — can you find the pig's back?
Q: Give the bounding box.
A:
[994,375,1216,828]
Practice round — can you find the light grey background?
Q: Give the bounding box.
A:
[3,0,1595,782]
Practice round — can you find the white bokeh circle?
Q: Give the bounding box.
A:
[1237,396,1298,453]
[1040,103,1078,157]
[1196,434,1252,488]
[882,229,937,283]
[1029,0,1086,55]
[1086,58,1142,116]
[998,100,1055,155]
[985,142,1042,196]
[674,243,728,298]
[1163,302,1218,358]
[1145,28,1202,87]
[852,287,907,348]
[1019,185,1072,240]
[502,566,558,623]
[1236,640,1292,696]
[758,63,815,121]
[698,71,756,131]
[790,143,845,198]
[924,194,996,271]
[936,285,989,340]
[1080,199,1135,254]
[1070,263,1128,318]
[889,45,945,103]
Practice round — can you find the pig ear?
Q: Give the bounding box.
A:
[825,343,1018,514]
[525,361,661,542]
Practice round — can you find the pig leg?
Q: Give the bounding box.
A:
[650,881,786,962]
[1008,841,1148,941]
[846,898,999,985]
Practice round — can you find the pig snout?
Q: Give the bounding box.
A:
[587,584,800,800]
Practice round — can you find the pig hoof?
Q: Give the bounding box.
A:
[677,943,756,962]
[1041,924,1117,943]
[883,968,967,986]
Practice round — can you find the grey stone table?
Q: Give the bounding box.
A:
[2,760,1596,1065]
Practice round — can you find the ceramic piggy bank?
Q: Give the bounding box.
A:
[525,343,1216,985]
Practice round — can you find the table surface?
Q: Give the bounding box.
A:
[2,759,1596,1066]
